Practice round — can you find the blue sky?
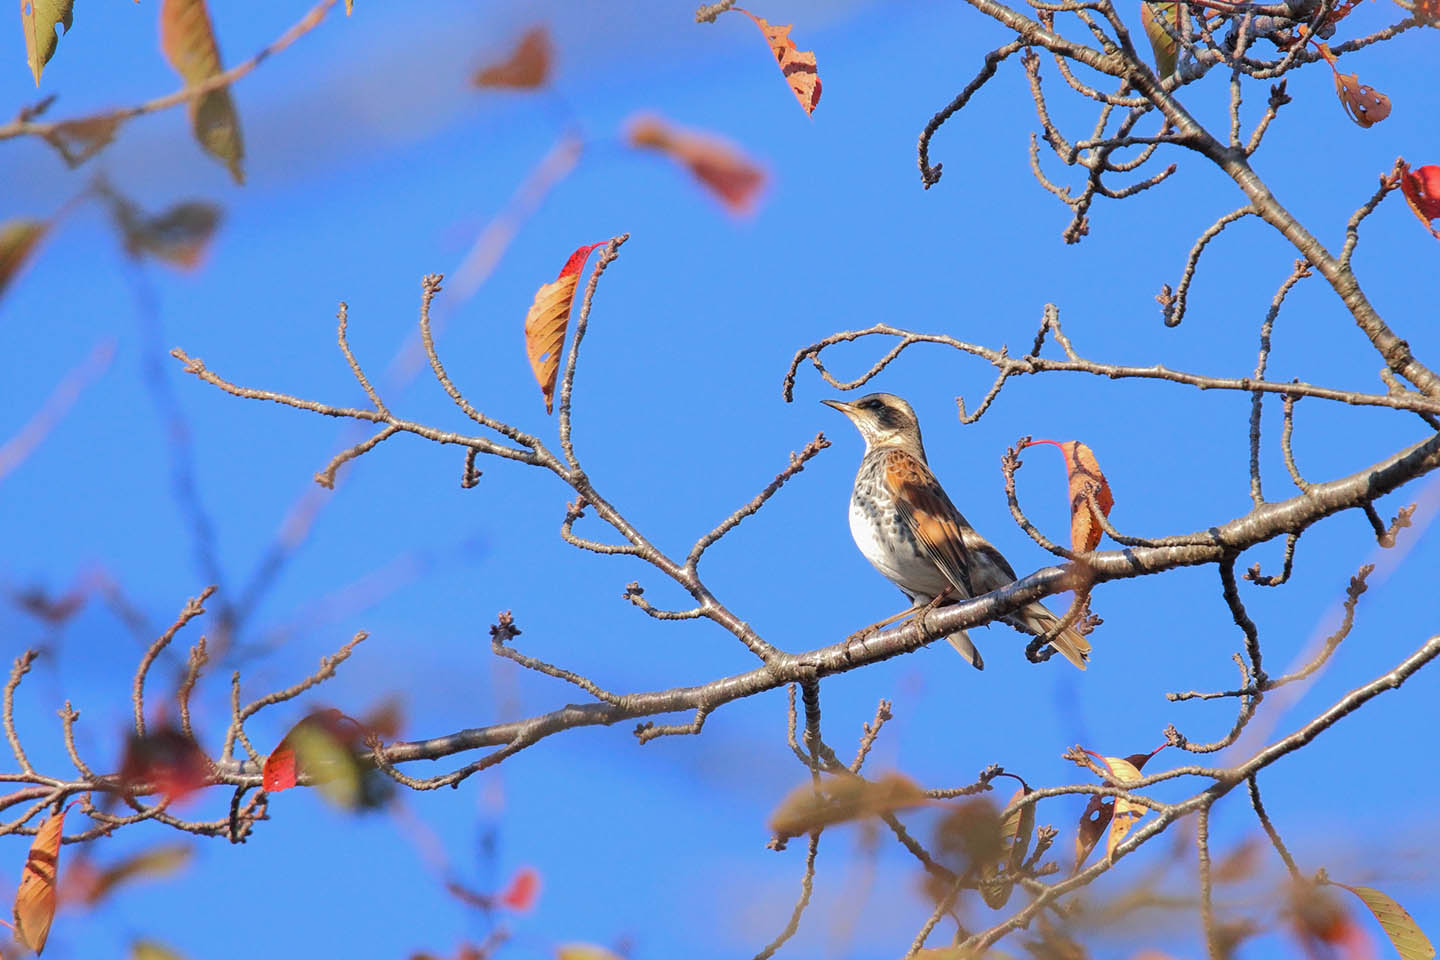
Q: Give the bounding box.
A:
[2,0,1439,957]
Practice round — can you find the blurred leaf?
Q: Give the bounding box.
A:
[99,184,222,270]
[627,114,767,215]
[1139,2,1179,78]
[0,219,48,303]
[120,727,211,804]
[523,241,605,414]
[735,9,820,115]
[20,0,73,86]
[556,946,623,960]
[14,805,66,954]
[262,708,390,810]
[132,939,186,960]
[981,784,1035,909]
[499,865,541,911]
[1290,880,1374,956]
[42,115,122,168]
[80,845,193,905]
[159,0,245,183]
[1331,882,1436,960]
[1100,756,1144,860]
[770,772,928,840]
[1399,162,1440,241]
[473,26,550,89]
[1211,836,1260,884]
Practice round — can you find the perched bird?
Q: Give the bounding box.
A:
[823,392,1089,671]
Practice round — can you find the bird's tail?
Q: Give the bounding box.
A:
[1014,603,1090,671]
[945,630,985,671]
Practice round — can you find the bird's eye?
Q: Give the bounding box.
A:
[861,399,883,410]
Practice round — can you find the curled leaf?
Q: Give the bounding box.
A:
[1073,747,1162,872]
[1140,2,1180,78]
[0,219,48,303]
[1399,162,1440,241]
[1331,881,1436,960]
[523,241,605,414]
[1100,756,1145,859]
[160,0,245,183]
[1020,439,1114,553]
[769,772,927,841]
[736,9,821,115]
[42,115,122,168]
[979,784,1034,908]
[473,26,551,89]
[20,0,74,87]
[14,805,66,954]
[626,114,767,215]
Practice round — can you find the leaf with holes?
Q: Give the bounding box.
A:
[1317,45,1389,128]
[1331,882,1436,960]
[627,114,767,215]
[770,772,928,842]
[0,219,47,302]
[1400,162,1440,241]
[523,242,605,414]
[20,0,73,86]
[1140,2,1180,78]
[1021,439,1114,553]
[14,805,67,954]
[1073,747,1162,872]
[473,26,550,88]
[160,0,245,183]
[735,9,820,115]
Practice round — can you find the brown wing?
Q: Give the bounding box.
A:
[882,449,974,598]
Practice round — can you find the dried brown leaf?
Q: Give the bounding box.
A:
[159,0,245,183]
[627,114,767,215]
[736,9,821,115]
[14,805,66,954]
[42,115,122,168]
[1021,439,1114,553]
[769,772,928,840]
[0,219,48,303]
[1101,756,1144,860]
[523,242,604,414]
[473,26,551,89]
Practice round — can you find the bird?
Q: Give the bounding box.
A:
[823,392,1090,671]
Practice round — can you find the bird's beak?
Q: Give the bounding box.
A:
[821,399,856,417]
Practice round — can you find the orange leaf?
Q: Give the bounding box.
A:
[769,772,928,840]
[14,805,66,954]
[119,727,211,805]
[1073,747,1163,873]
[0,219,48,303]
[1021,439,1114,553]
[626,115,767,215]
[736,9,821,116]
[1316,47,1390,128]
[159,0,245,183]
[1400,162,1440,241]
[523,242,605,414]
[473,26,551,89]
[499,865,541,911]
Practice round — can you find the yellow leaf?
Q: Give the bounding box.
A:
[524,242,605,414]
[473,26,551,89]
[769,772,928,840]
[131,940,186,960]
[1102,756,1144,859]
[1332,882,1436,960]
[0,219,47,303]
[84,845,193,905]
[159,0,245,183]
[19,0,73,86]
[14,806,66,954]
[1140,2,1179,78]
[556,946,623,960]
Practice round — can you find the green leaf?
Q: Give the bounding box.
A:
[19,0,73,86]
[1140,2,1179,78]
[1332,882,1436,960]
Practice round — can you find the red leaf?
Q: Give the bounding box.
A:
[120,727,211,805]
[499,865,541,912]
[1400,162,1440,241]
[262,708,365,801]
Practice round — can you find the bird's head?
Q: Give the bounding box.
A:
[822,393,926,457]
